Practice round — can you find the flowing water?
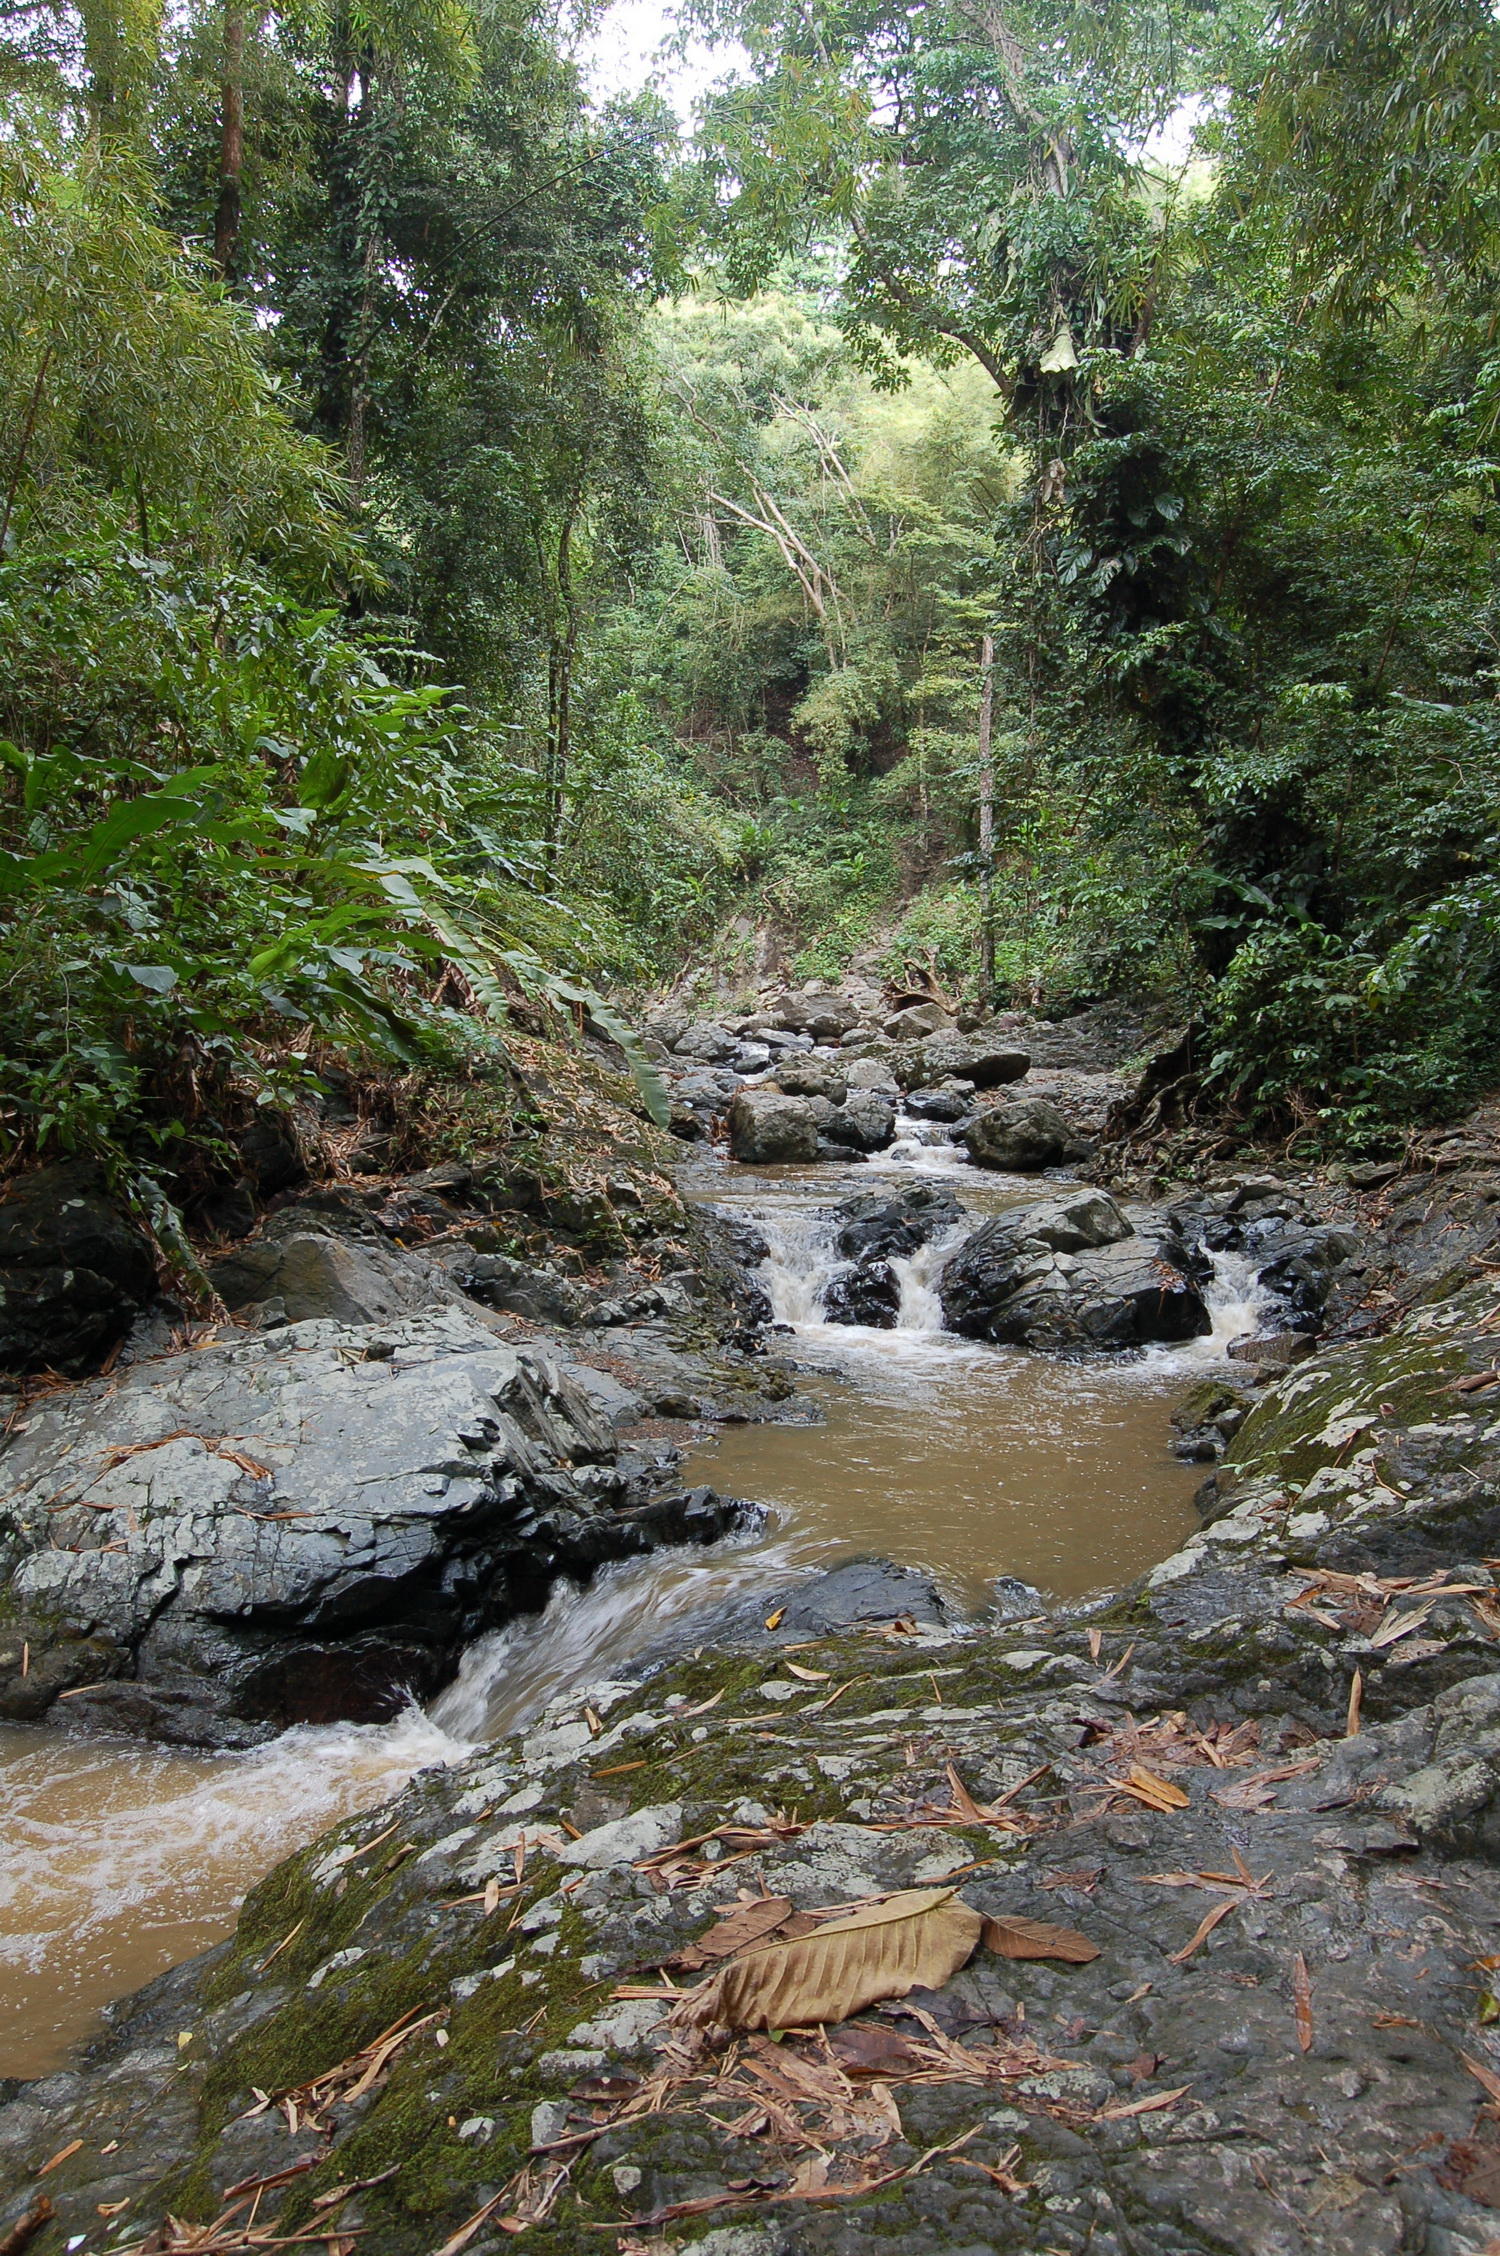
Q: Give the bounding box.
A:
[0,1125,1270,2079]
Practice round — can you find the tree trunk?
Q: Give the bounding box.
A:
[977,632,996,1005]
[545,505,580,870]
[213,2,247,284]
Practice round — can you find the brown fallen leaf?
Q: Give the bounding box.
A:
[1099,2082,1193,2120]
[1040,1866,1103,1894]
[1291,1952,1313,2052]
[1462,2052,1500,2105]
[1168,1896,1242,1964]
[672,1887,982,2034]
[826,2022,925,2076]
[34,2140,82,2178]
[784,1662,830,1682]
[982,1914,1100,1965]
[0,2199,53,2256]
[671,1896,795,1971]
[1115,1766,1190,1812]
[764,1608,785,1631]
[1088,1627,1102,1662]
[1346,1668,1363,1737]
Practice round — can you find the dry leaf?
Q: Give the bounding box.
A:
[982,1914,1100,1965]
[672,1897,794,1971]
[1346,1668,1363,1737]
[1088,1627,1102,1662]
[785,1662,830,1682]
[1463,2053,1500,2105]
[673,1888,982,2033]
[764,1608,785,1631]
[1291,1952,1313,2053]
[34,2141,82,2177]
[1168,1896,1241,1964]
[1099,2083,1193,2120]
[1116,1766,1190,1811]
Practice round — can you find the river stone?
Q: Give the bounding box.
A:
[941,1196,1208,1348]
[671,1023,739,1063]
[883,1001,952,1039]
[772,1054,848,1103]
[917,1033,1031,1089]
[961,1096,1087,1172]
[832,1183,966,1262]
[844,1057,897,1092]
[821,1093,896,1152]
[0,1306,744,1743]
[428,1246,597,1327]
[903,1084,972,1121]
[821,1258,901,1327]
[727,1090,821,1163]
[0,1161,158,1377]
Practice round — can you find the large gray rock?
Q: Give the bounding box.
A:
[772,1055,847,1103]
[209,1223,457,1327]
[726,1090,821,1164]
[820,1093,897,1152]
[0,1162,157,1377]
[0,1308,743,1743]
[961,1096,1087,1172]
[671,1023,739,1063]
[883,1001,952,1039]
[940,1192,1208,1347]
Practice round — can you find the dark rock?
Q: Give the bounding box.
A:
[960,1097,1088,1172]
[832,1184,966,1263]
[773,993,861,1041]
[821,1094,897,1152]
[762,1557,948,1634]
[0,1162,157,1377]
[1170,1377,1252,1460]
[209,1225,456,1327]
[821,1259,902,1327]
[904,1086,972,1122]
[940,1192,1208,1348]
[773,1055,848,1103]
[431,1246,596,1327]
[909,1034,1031,1090]
[727,1090,822,1164]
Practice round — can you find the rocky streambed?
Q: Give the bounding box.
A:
[9,1003,1500,2252]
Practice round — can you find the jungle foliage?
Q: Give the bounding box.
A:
[1,0,1498,1192]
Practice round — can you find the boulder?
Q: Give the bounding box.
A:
[727,1090,821,1164]
[884,1001,952,1040]
[0,1306,746,1743]
[822,1259,902,1328]
[429,1246,597,1328]
[961,1097,1087,1172]
[940,1192,1208,1348]
[832,1184,966,1263]
[821,1094,897,1153]
[894,1034,1030,1091]
[771,994,860,1041]
[844,1058,897,1092]
[773,1055,848,1103]
[671,1022,739,1064]
[903,1085,972,1123]
[209,1221,457,1327]
[0,1162,158,1377]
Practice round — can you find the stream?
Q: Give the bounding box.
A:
[0,1127,1267,2080]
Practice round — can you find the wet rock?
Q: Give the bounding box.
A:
[772,1055,848,1103]
[990,1572,1045,1619]
[960,1096,1089,1172]
[772,994,860,1042]
[1170,1377,1252,1461]
[729,1041,772,1075]
[832,1184,966,1263]
[0,1162,157,1377]
[941,1193,1208,1348]
[0,1308,745,1742]
[821,1259,902,1327]
[727,1090,821,1164]
[904,1085,972,1122]
[821,1093,897,1153]
[758,1556,948,1635]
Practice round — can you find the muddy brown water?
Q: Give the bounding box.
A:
[0,1131,1252,2078]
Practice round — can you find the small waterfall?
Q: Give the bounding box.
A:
[757,1209,961,1339]
[1200,1247,1271,1352]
